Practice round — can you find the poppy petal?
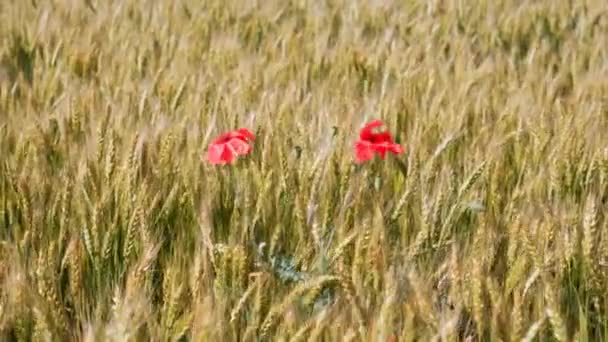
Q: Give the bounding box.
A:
[237,128,255,141]
[217,132,237,145]
[389,143,404,155]
[378,132,395,143]
[359,120,385,140]
[207,144,228,164]
[227,137,252,155]
[219,144,236,163]
[206,127,257,165]
[355,141,375,163]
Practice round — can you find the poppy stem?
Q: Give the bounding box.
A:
[394,157,408,178]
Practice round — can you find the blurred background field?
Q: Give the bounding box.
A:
[1,0,608,340]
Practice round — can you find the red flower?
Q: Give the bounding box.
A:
[354,120,403,163]
[206,128,255,165]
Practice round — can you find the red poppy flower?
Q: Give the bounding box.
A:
[206,128,255,165]
[354,120,403,163]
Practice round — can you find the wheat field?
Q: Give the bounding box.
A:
[1,0,608,341]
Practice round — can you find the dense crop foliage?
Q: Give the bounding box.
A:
[1,0,608,340]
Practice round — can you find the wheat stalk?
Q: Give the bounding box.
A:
[260,275,339,338]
